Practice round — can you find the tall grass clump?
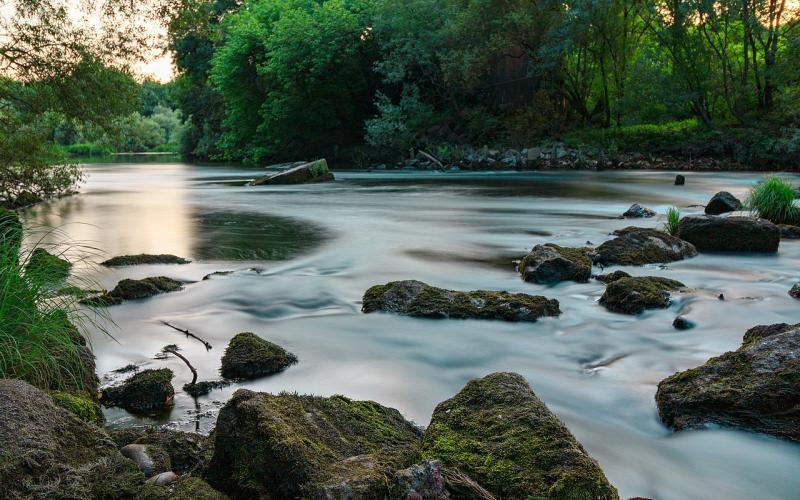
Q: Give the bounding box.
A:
[745,176,799,225]
[664,206,681,235]
[0,211,107,398]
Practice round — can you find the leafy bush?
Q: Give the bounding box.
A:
[664,206,681,235]
[745,176,799,225]
[60,142,114,158]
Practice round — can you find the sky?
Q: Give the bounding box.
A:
[138,53,174,83]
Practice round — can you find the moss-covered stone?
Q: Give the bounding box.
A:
[26,248,72,283]
[83,276,184,306]
[656,323,800,442]
[594,270,631,283]
[251,159,335,186]
[593,227,697,265]
[220,332,297,380]
[677,215,780,252]
[49,391,103,424]
[205,389,421,499]
[599,276,685,314]
[101,368,175,414]
[518,244,592,283]
[140,475,228,500]
[102,254,191,267]
[421,372,619,500]
[109,427,213,474]
[362,280,561,322]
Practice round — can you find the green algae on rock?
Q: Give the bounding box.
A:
[102,254,191,267]
[101,368,175,414]
[362,280,560,322]
[593,227,697,265]
[220,332,297,380]
[49,390,103,424]
[518,243,592,284]
[83,276,184,306]
[421,372,619,500]
[205,389,421,499]
[599,276,685,314]
[656,322,800,442]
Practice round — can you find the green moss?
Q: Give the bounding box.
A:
[49,391,103,424]
[84,276,184,306]
[518,244,592,283]
[101,368,174,414]
[141,476,227,500]
[306,159,330,177]
[220,332,297,380]
[599,276,685,314]
[361,284,391,312]
[101,254,191,267]
[26,248,72,283]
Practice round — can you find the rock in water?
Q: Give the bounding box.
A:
[622,203,656,218]
[205,389,421,498]
[362,280,561,322]
[220,332,297,380]
[101,368,175,413]
[790,283,800,299]
[594,270,631,283]
[705,191,741,215]
[251,159,334,186]
[421,372,619,500]
[593,227,697,265]
[672,316,696,330]
[656,323,800,442]
[120,443,171,477]
[779,224,800,239]
[518,244,592,283]
[675,174,685,185]
[677,215,780,252]
[83,276,184,306]
[600,276,685,314]
[102,254,191,266]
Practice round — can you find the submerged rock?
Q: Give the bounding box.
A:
[656,323,800,442]
[623,203,656,218]
[593,227,697,265]
[779,224,800,239]
[121,443,171,477]
[101,368,175,414]
[518,243,592,283]
[705,191,741,215]
[102,254,191,267]
[594,270,631,283]
[84,276,184,306]
[675,174,686,185]
[220,332,297,380]
[206,389,421,498]
[251,159,334,186]
[363,280,561,322]
[421,372,619,499]
[672,316,696,330]
[600,276,685,314]
[677,215,780,252]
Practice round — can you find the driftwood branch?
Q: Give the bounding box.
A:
[418,150,444,169]
[161,321,212,351]
[162,345,198,387]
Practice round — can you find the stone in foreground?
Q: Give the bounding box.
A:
[251,159,334,186]
[518,243,592,283]
[656,323,800,442]
[101,368,175,414]
[102,254,191,266]
[705,191,741,215]
[593,227,697,265]
[362,280,561,322]
[600,276,685,314]
[421,372,619,500]
[220,332,297,380]
[206,389,421,498]
[622,203,656,218]
[677,215,780,252]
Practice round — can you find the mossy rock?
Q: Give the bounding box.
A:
[593,227,697,265]
[0,208,22,258]
[220,332,297,380]
[656,322,800,442]
[518,244,592,284]
[421,372,619,500]
[599,276,685,315]
[102,254,191,267]
[140,475,228,500]
[26,248,72,283]
[251,159,335,186]
[110,427,213,473]
[83,276,184,306]
[594,270,631,283]
[362,280,561,322]
[677,215,780,252]
[101,368,175,414]
[49,391,103,424]
[205,389,421,499]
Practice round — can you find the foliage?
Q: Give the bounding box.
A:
[664,207,681,236]
[745,176,799,225]
[49,391,104,424]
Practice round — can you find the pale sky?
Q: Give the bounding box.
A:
[138,53,175,83]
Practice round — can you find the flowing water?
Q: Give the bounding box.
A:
[22,162,800,500]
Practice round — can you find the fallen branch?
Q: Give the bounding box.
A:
[161,344,198,387]
[418,150,444,169]
[161,321,212,351]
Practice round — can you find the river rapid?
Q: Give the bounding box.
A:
[22,162,800,500]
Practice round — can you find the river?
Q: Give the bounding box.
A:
[22,162,800,500]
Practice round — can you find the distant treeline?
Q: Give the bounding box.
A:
[166,0,800,166]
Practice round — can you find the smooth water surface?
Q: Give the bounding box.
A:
[22,163,800,500]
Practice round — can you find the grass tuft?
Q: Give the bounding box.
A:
[745,176,799,225]
[664,206,681,235]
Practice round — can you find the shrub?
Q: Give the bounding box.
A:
[664,206,681,235]
[745,176,799,225]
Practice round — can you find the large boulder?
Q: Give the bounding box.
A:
[101,368,175,414]
[362,280,561,322]
[599,276,685,314]
[0,379,146,498]
[656,323,800,442]
[102,254,191,267]
[220,332,297,380]
[421,372,619,500]
[705,191,741,215]
[205,389,421,499]
[518,244,592,284]
[677,215,780,252]
[622,203,655,218]
[593,227,697,265]
[251,159,334,186]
